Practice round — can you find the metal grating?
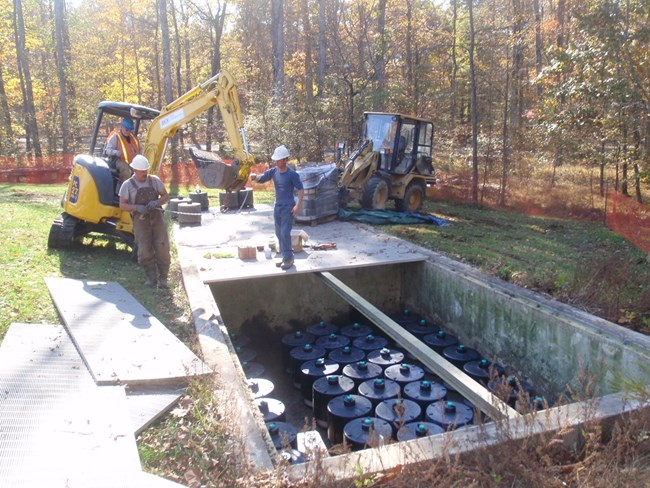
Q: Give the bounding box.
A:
[0,323,142,487]
[45,278,212,385]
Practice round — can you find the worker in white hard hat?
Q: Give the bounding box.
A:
[118,155,171,289]
[249,145,304,270]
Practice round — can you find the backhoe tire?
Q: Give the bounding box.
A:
[395,180,425,212]
[47,213,77,249]
[361,176,390,210]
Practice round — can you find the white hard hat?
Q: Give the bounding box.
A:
[130,155,150,171]
[271,145,290,161]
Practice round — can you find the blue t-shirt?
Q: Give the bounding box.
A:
[257,167,304,206]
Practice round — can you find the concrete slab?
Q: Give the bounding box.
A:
[45,278,212,386]
[174,203,427,283]
[0,323,142,487]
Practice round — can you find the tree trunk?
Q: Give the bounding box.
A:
[206,1,227,152]
[499,48,511,207]
[450,0,458,129]
[158,0,179,170]
[510,0,523,129]
[533,0,543,99]
[54,0,70,154]
[170,0,185,150]
[271,0,285,99]
[467,0,479,204]
[13,0,42,157]
[0,59,15,156]
[301,0,314,105]
[317,0,326,96]
[374,0,387,111]
[633,127,642,203]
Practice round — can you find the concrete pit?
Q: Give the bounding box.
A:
[176,203,650,481]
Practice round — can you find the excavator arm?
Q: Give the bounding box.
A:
[142,71,254,191]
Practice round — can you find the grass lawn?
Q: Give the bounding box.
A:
[1,182,648,487]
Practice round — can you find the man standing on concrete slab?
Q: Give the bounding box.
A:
[119,155,171,288]
[250,145,304,270]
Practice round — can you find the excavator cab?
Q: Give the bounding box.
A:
[48,102,160,250]
[338,112,436,212]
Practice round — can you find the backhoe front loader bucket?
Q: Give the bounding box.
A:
[189,147,239,189]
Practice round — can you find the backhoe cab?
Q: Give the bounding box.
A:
[338,112,436,212]
[48,71,253,251]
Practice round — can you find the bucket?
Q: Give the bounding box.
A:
[177,201,201,225]
[488,376,535,408]
[241,360,265,378]
[234,346,257,363]
[404,319,436,338]
[442,344,481,367]
[312,375,355,428]
[189,190,209,211]
[343,417,393,451]
[289,343,326,388]
[342,360,382,387]
[255,398,286,422]
[306,321,339,337]
[246,378,274,399]
[383,363,425,387]
[422,329,458,353]
[463,359,505,385]
[375,398,422,436]
[425,400,474,430]
[339,322,374,339]
[328,346,365,366]
[299,358,340,407]
[326,394,373,445]
[396,421,445,442]
[166,196,185,220]
[357,378,400,408]
[315,333,350,352]
[352,334,389,352]
[403,380,448,409]
[266,421,298,450]
[366,347,405,371]
[281,330,315,374]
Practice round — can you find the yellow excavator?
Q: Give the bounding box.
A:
[48,71,254,250]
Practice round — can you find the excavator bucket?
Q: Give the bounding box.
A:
[189,147,239,189]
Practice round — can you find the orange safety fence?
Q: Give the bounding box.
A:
[0,154,268,188]
[606,191,650,254]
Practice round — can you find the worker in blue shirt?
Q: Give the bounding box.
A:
[250,145,304,270]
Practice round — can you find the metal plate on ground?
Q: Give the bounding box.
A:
[126,387,184,435]
[0,323,142,487]
[175,204,427,283]
[44,278,212,386]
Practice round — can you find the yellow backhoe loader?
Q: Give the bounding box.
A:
[338,112,436,212]
[48,71,254,250]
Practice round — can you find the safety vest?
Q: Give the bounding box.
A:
[107,130,139,163]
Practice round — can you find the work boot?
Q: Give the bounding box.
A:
[276,260,284,268]
[144,265,157,288]
[280,259,294,270]
[158,264,170,289]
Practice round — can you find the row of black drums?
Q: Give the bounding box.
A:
[236,311,542,454]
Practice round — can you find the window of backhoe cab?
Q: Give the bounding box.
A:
[365,114,398,153]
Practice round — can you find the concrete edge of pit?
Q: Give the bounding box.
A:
[177,245,275,473]
[286,392,650,483]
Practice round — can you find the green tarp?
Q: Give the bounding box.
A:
[338,208,448,226]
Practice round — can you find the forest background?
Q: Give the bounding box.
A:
[0,0,649,252]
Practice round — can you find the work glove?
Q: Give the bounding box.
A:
[135,204,148,214]
[145,200,160,210]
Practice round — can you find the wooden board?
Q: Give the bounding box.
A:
[45,278,212,386]
[317,271,520,421]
